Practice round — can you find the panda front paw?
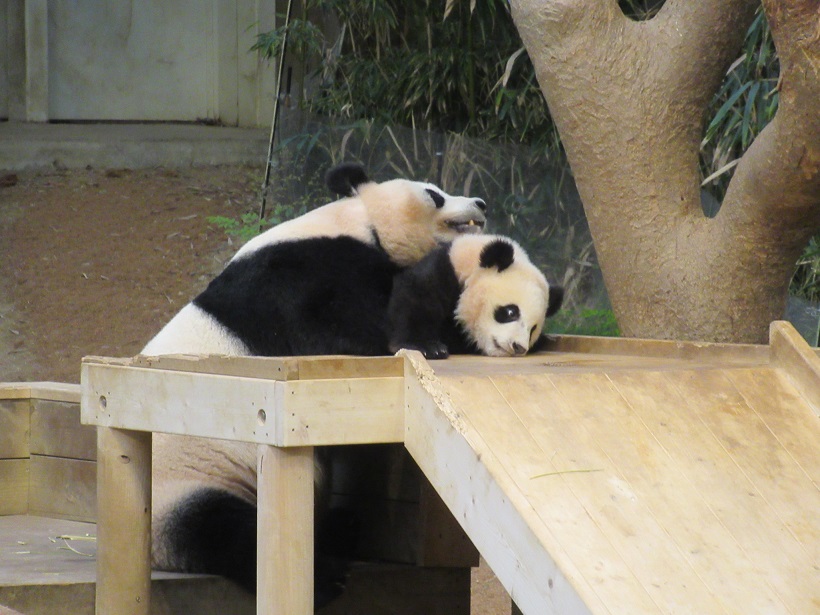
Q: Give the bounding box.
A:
[420,340,450,360]
[391,340,450,359]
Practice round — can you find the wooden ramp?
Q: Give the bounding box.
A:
[404,322,820,614]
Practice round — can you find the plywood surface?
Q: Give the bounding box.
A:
[404,330,820,615]
[0,516,213,586]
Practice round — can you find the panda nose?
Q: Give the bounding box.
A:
[512,342,526,356]
[474,198,487,212]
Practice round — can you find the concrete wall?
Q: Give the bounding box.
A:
[0,0,291,127]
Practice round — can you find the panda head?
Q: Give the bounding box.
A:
[327,163,487,267]
[451,235,563,357]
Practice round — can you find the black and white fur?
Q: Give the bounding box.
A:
[142,164,487,357]
[145,163,488,605]
[389,234,563,359]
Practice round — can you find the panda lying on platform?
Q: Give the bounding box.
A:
[389,233,564,359]
[145,163,491,606]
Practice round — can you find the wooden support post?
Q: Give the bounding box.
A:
[95,427,152,615]
[257,444,314,615]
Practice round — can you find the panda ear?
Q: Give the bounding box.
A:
[479,240,515,272]
[325,163,369,197]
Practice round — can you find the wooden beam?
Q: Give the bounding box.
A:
[82,362,403,445]
[28,456,96,522]
[0,459,28,515]
[276,377,403,446]
[402,352,594,615]
[95,427,151,615]
[541,333,769,365]
[30,399,95,460]
[0,382,80,403]
[0,399,29,459]
[257,444,314,614]
[770,320,820,415]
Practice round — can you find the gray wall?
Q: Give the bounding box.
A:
[0,0,290,127]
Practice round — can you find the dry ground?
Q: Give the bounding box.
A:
[0,165,511,614]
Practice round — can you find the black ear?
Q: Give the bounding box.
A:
[325,163,369,197]
[479,240,515,272]
[546,284,564,317]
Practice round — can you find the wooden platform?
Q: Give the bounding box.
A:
[0,379,474,615]
[0,515,255,615]
[405,322,820,614]
[31,320,817,614]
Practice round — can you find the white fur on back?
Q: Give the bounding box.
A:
[231,198,371,261]
[141,303,250,356]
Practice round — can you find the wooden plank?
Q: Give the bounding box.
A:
[296,356,404,380]
[0,399,29,459]
[99,354,403,381]
[0,459,28,515]
[0,383,31,400]
[277,377,404,446]
[720,369,820,558]
[28,456,96,522]
[126,354,301,380]
[770,320,820,414]
[448,372,721,614]
[257,444,314,615]
[498,371,740,613]
[30,400,96,460]
[540,333,769,365]
[605,369,795,612]
[0,382,80,403]
[83,362,403,446]
[403,353,600,615]
[83,362,281,439]
[95,427,152,615]
[27,383,81,404]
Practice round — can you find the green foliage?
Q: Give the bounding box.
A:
[207,213,273,243]
[700,8,779,199]
[258,0,558,150]
[617,0,665,20]
[546,309,621,337]
[252,17,325,61]
[792,237,820,304]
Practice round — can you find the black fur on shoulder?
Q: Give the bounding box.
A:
[479,239,515,272]
[388,244,479,359]
[159,487,350,606]
[325,162,370,197]
[194,236,400,357]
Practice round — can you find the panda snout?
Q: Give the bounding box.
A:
[512,342,527,356]
[474,198,487,212]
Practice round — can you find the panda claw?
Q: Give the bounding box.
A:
[423,341,449,360]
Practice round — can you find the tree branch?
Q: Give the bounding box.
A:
[723,0,820,220]
[651,0,759,110]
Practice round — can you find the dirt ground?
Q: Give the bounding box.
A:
[0,164,511,614]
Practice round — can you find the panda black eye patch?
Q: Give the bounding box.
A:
[425,188,446,208]
[494,304,520,324]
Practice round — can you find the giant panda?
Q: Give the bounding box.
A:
[388,234,564,359]
[145,163,488,606]
[142,163,487,357]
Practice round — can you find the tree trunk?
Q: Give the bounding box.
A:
[511,0,820,343]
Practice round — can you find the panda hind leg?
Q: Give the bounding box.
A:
[159,487,349,606]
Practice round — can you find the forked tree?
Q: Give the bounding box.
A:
[510,0,820,343]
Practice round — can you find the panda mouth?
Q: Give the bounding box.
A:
[448,218,485,234]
